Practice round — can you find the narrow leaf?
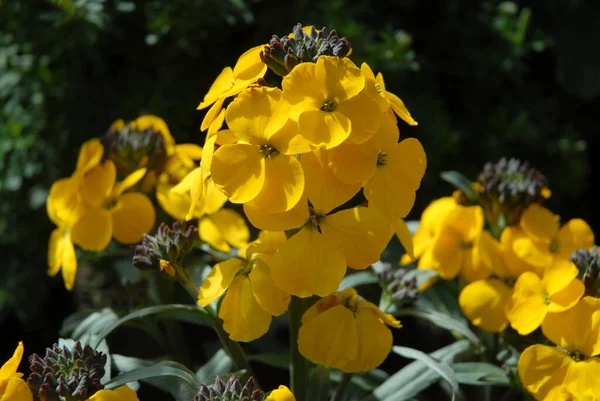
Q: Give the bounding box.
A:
[72,308,119,340]
[247,353,289,370]
[440,171,478,201]
[339,271,378,290]
[394,308,480,345]
[196,349,233,383]
[307,365,331,401]
[452,362,510,386]
[331,368,389,392]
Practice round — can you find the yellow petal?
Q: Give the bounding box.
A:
[518,345,571,401]
[88,386,139,401]
[364,138,426,220]
[219,275,272,342]
[520,204,559,243]
[507,272,547,335]
[395,218,414,259]
[429,225,464,279]
[542,296,600,357]
[298,304,358,368]
[562,357,600,399]
[444,205,484,243]
[211,143,265,203]
[75,138,103,173]
[266,385,295,401]
[199,216,230,253]
[462,230,499,283]
[226,87,290,144]
[321,207,393,269]
[250,154,305,213]
[201,131,218,182]
[501,227,541,277]
[47,177,83,227]
[458,279,511,332]
[327,136,378,185]
[268,119,312,156]
[48,228,67,277]
[0,342,24,379]
[243,196,309,231]
[131,115,175,155]
[386,91,418,126]
[79,161,116,207]
[157,182,194,221]
[197,67,234,110]
[215,129,239,146]
[298,109,351,149]
[111,193,156,244]
[207,109,226,139]
[316,56,364,103]
[249,257,290,316]
[361,62,389,112]
[232,45,268,81]
[301,148,361,215]
[556,218,595,260]
[245,231,287,260]
[200,96,226,132]
[513,236,553,269]
[198,258,246,307]
[112,168,147,197]
[543,260,580,296]
[301,288,356,324]
[60,233,77,291]
[281,62,323,111]
[270,227,346,297]
[209,208,250,249]
[339,305,393,373]
[547,279,584,313]
[202,177,228,215]
[374,110,400,151]
[339,92,381,144]
[0,377,33,401]
[175,144,203,160]
[71,207,113,251]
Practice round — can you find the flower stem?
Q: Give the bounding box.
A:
[331,373,353,401]
[289,296,310,401]
[213,320,257,382]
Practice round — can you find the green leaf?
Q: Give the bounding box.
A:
[366,340,471,401]
[307,365,331,401]
[72,308,119,340]
[247,353,289,370]
[339,271,379,290]
[440,171,478,201]
[93,304,214,348]
[331,369,389,392]
[196,349,233,383]
[394,308,480,345]
[105,360,200,401]
[392,346,460,400]
[452,362,510,386]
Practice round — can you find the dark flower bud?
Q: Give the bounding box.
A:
[194,376,264,401]
[571,247,600,296]
[377,263,419,306]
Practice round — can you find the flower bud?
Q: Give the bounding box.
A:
[194,376,264,401]
[570,247,600,296]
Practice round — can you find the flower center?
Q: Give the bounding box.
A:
[103,197,119,210]
[544,294,552,305]
[569,350,586,362]
[307,206,323,233]
[344,297,359,313]
[258,144,280,158]
[321,100,338,112]
[460,241,474,250]
[377,152,387,167]
[374,82,383,94]
[549,238,559,254]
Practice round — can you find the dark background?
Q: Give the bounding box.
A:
[1,0,599,399]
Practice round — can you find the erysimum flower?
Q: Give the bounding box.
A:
[87,387,139,401]
[361,62,418,126]
[518,296,600,400]
[0,342,32,401]
[210,87,309,212]
[199,208,250,253]
[514,204,594,269]
[282,55,380,149]
[298,288,401,372]
[197,231,290,341]
[243,149,392,297]
[459,278,512,332]
[266,385,295,401]
[506,260,584,335]
[197,45,267,131]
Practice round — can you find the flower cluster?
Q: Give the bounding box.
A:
[405,158,596,400]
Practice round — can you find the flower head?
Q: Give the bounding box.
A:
[194,376,263,401]
[0,342,32,401]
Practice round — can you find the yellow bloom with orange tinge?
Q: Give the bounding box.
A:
[0,342,32,401]
[514,204,594,269]
[518,297,600,401]
[266,385,296,401]
[361,62,418,126]
[298,288,401,373]
[198,45,267,131]
[506,260,584,335]
[282,56,380,149]
[244,149,393,297]
[210,87,310,213]
[198,231,290,342]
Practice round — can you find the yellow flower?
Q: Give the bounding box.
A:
[199,208,250,253]
[87,386,139,401]
[282,56,380,149]
[266,385,295,401]
[514,204,594,269]
[499,226,541,277]
[129,114,176,156]
[0,342,32,401]
[198,45,267,131]
[459,278,512,332]
[298,288,401,372]
[361,62,418,126]
[518,297,600,400]
[506,260,584,335]
[244,149,393,297]
[198,231,290,341]
[424,205,499,281]
[210,87,309,212]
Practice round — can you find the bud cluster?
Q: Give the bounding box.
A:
[27,341,107,401]
[570,247,600,296]
[101,122,167,177]
[260,23,352,76]
[378,264,419,305]
[194,376,264,401]
[476,157,549,225]
[133,221,199,274]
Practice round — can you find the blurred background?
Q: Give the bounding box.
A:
[1,0,599,399]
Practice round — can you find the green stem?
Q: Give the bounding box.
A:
[331,373,353,401]
[289,296,310,401]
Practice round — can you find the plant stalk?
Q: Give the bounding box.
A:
[331,373,353,401]
[289,296,310,401]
